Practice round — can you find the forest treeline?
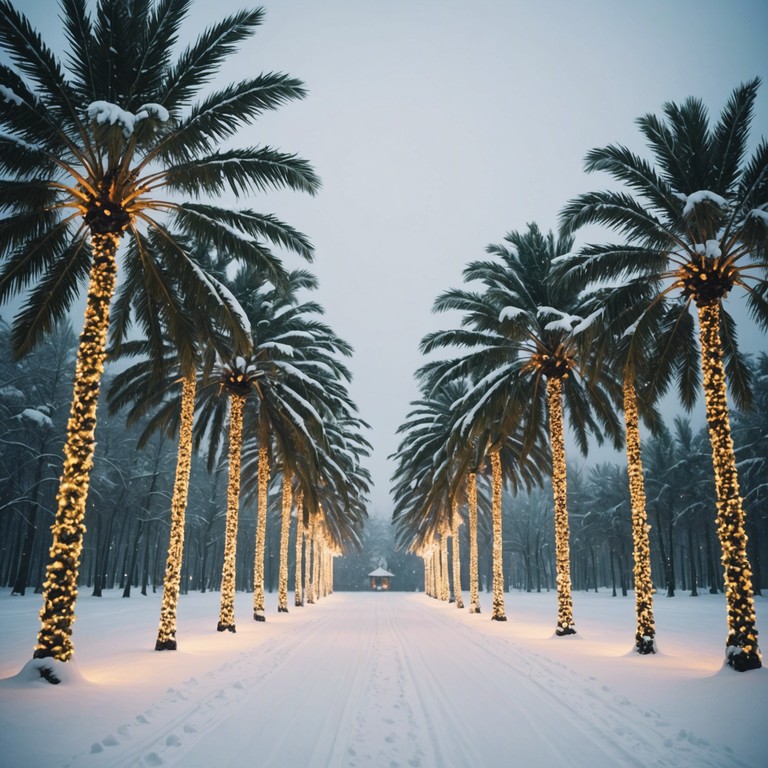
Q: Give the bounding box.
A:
[2,320,764,598]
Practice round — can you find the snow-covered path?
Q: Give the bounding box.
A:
[1,589,766,767]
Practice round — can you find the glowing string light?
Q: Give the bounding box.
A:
[467,473,480,614]
[698,302,761,671]
[623,377,656,654]
[277,470,292,613]
[253,445,269,621]
[451,502,464,609]
[490,450,507,621]
[547,377,576,636]
[217,392,246,633]
[156,371,196,650]
[35,233,119,663]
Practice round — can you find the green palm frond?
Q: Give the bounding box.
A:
[160,8,265,111]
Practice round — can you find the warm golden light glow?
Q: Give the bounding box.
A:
[451,502,464,609]
[304,514,314,604]
[217,391,246,633]
[294,493,304,607]
[156,371,196,651]
[547,377,576,636]
[253,445,269,621]
[490,450,507,621]
[439,524,450,601]
[467,473,480,614]
[277,471,293,613]
[35,233,119,663]
[623,377,656,654]
[698,302,761,671]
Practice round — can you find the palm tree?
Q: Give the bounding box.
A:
[422,223,622,633]
[0,1,319,667]
[214,355,263,633]
[560,79,767,670]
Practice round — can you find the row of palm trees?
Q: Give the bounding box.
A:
[392,79,767,672]
[0,0,369,678]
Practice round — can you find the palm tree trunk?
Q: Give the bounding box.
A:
[697,302,760,671]
[547,377,576,636]
[490,450,506,621]
[467,473,480,613]
[439,527,449,601]
[34,233,119,665]
[253,444,269,621]
[294,495,304,607]
[217,392,246,633]
[156,371,196,650]
[451,502,464,609]
[304,514,314,604]
[277,470,292,612]
[623,376,656,654]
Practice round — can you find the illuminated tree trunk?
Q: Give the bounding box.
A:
[217,392,246,633]
[156,371,196,650]
[253,444,269,621]
[547,377,575,636]
[312,526,322,599]
[277,470,292,613]
[623,376,656,654]
[697,302,760,671]
[467,473,480,613]
[439,527,450,601]
[34,233,119,665]
[451,502,464,609]
[305,515,314,604]
[490,450,507,621]
[294,495,304,607]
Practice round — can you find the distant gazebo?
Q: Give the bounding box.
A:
[368,567,395,591]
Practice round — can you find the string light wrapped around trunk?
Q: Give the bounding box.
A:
[547,377,576,636]
[439,526,450,601]
[490,450,507,621]
[35,234,119,664]
[217,392,246,633]
[451,502,464,609]
[305,515,314,604]
[623,377,656,655]
[467,473,480,613]
[294,494,304,607]
[253,445,269,621]
[155,371,196,650]
[277,470,292,612]
[698,302,761,671]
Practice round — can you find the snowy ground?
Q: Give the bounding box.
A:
[0,587,766,768]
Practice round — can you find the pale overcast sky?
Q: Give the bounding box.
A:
[12,0,768,518]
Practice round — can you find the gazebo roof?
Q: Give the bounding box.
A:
[368,567,395,578]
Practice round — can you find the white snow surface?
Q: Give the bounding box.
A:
[0,589,766,767]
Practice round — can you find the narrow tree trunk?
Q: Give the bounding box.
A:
[451,503,464,609]
[294,495,304,607]
[156,372,196,650]
[547,377,575,636]
[688,524,699,597]
[217,392,246,633]
[490,450,506,621]
[34,233,119,665]
[277,470,292,612]
[253,443,269,621]
[623,377,656,652]
[467,473,480,613]
[697,302,760,670]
